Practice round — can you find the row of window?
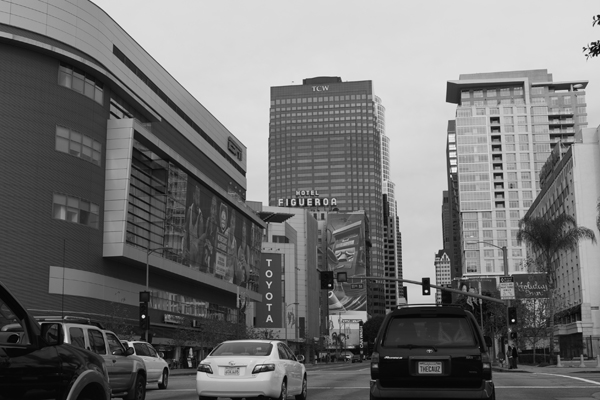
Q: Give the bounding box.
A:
[52,193,100,229]
[461,87,523,98]
[272,94,371,105]
[58,62,104,105]
[272,103,371,111]
[55,126,102,166]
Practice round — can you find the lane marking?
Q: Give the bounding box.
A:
[533,372,600,386]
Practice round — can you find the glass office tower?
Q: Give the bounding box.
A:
[268,77,385,282]
[446,69,588,277]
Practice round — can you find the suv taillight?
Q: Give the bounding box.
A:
[370,351,379,378]
[482,352,492,380]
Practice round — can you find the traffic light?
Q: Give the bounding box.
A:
[139,302,149,330]
[422,277,431,296]
[508,306,517,325]
[320,271,334,290]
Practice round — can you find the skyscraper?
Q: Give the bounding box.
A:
[269,76,386,299]
[445,69,588,278]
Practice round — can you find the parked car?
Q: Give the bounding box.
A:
[370,305,495,400]
[351,354,362,363]
[0,280,111,400]
[196,339,307,400]
[38,317,147,400]
[121,340,169,389]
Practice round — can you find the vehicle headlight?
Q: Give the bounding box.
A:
[252,363,276,374]
[197,364,213,374]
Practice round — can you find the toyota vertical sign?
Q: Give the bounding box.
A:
[256,253,283,328]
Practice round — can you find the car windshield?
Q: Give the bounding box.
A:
[382,316,476,347]
[210,342,272,356]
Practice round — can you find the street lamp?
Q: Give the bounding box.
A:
[143,246,171,341]
[466,240,509,362]
[284,302,299,346]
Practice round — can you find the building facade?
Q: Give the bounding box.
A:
[269,77,386,314]
[434,250,452,304]
[445,70,588,279]
[525,127,600,358]
[0,0,264,365]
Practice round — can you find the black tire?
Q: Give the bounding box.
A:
[295,375,307,400]
[129,374,146,400]
[158,369,169,389]
[198,397,217,400]
[275,379,287,400]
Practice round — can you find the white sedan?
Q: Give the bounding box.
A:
[196,339,307,400]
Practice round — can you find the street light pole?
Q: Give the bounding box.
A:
[466,240,509,362]
[144,246,171,341]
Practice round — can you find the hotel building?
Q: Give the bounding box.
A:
[525,126,600,359]
[445,70,588,278]
[269,77,387,315]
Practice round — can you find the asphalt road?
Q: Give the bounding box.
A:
[149,362,600,400]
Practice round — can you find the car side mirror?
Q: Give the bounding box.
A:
[159,352,165,358]
[41,323,63,346]
[126,346,135,356]
[484,336,492,348]
[297,355,305,363]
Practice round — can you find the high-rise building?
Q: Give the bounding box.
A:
[445,69,588,278]
[269,77,386,312]
[434,250,452,304]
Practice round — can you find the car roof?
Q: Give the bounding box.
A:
[387,305,472,317]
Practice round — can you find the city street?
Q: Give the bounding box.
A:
[148,362,600,400]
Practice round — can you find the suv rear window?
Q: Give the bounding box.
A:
[382,316,476,347]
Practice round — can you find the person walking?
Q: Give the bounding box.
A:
[511,345,518,369]
[507,345,513,369]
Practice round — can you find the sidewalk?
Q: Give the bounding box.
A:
[493,359,600,374]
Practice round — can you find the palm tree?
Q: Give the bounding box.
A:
[517,214,596,363]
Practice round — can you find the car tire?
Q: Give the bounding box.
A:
[158,369,169,389]
[295,375,307,400]
[198,397,217,400]
[275,379,287,400]
[127,374,146,400]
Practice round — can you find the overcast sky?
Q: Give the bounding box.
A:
[93,0,600,303]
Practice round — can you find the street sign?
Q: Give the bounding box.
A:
[499,277,515,300]
[350,283,364,289]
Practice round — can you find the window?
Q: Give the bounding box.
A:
[88,329,106,355]
[53,193,100,229]
[58,62,103,104]
[55,126,102,166]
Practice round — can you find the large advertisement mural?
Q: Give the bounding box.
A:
[325,212,367,323]
[181,179,262,291]
[255,253,283,328]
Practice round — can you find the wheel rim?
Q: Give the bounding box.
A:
[281,380,287,399]
[163,370,168,387]
[302,377,307,397]
[136,378,145,400]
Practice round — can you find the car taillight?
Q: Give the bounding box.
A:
[482,353,492,380]
[252,363,276,374]
[197,364,213,374]
[370,351,379,378]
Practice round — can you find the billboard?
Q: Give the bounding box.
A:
[181,179,262,290]
[325,212,367,315]
[513,273,549,298]
[255,253,283,328]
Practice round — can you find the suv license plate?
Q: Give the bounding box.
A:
[418,362,442,374]
[225,367,240,376]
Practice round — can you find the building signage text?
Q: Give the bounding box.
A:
[312,86,329,92]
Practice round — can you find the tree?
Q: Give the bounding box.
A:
[583,14,600,59]
[517,214,596,363]
[362,315,385,345]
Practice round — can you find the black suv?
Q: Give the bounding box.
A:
[0,280,111,400]
[370,305,495,400]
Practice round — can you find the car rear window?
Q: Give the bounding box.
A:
[382,316,476,347]
[211,342,273,356]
